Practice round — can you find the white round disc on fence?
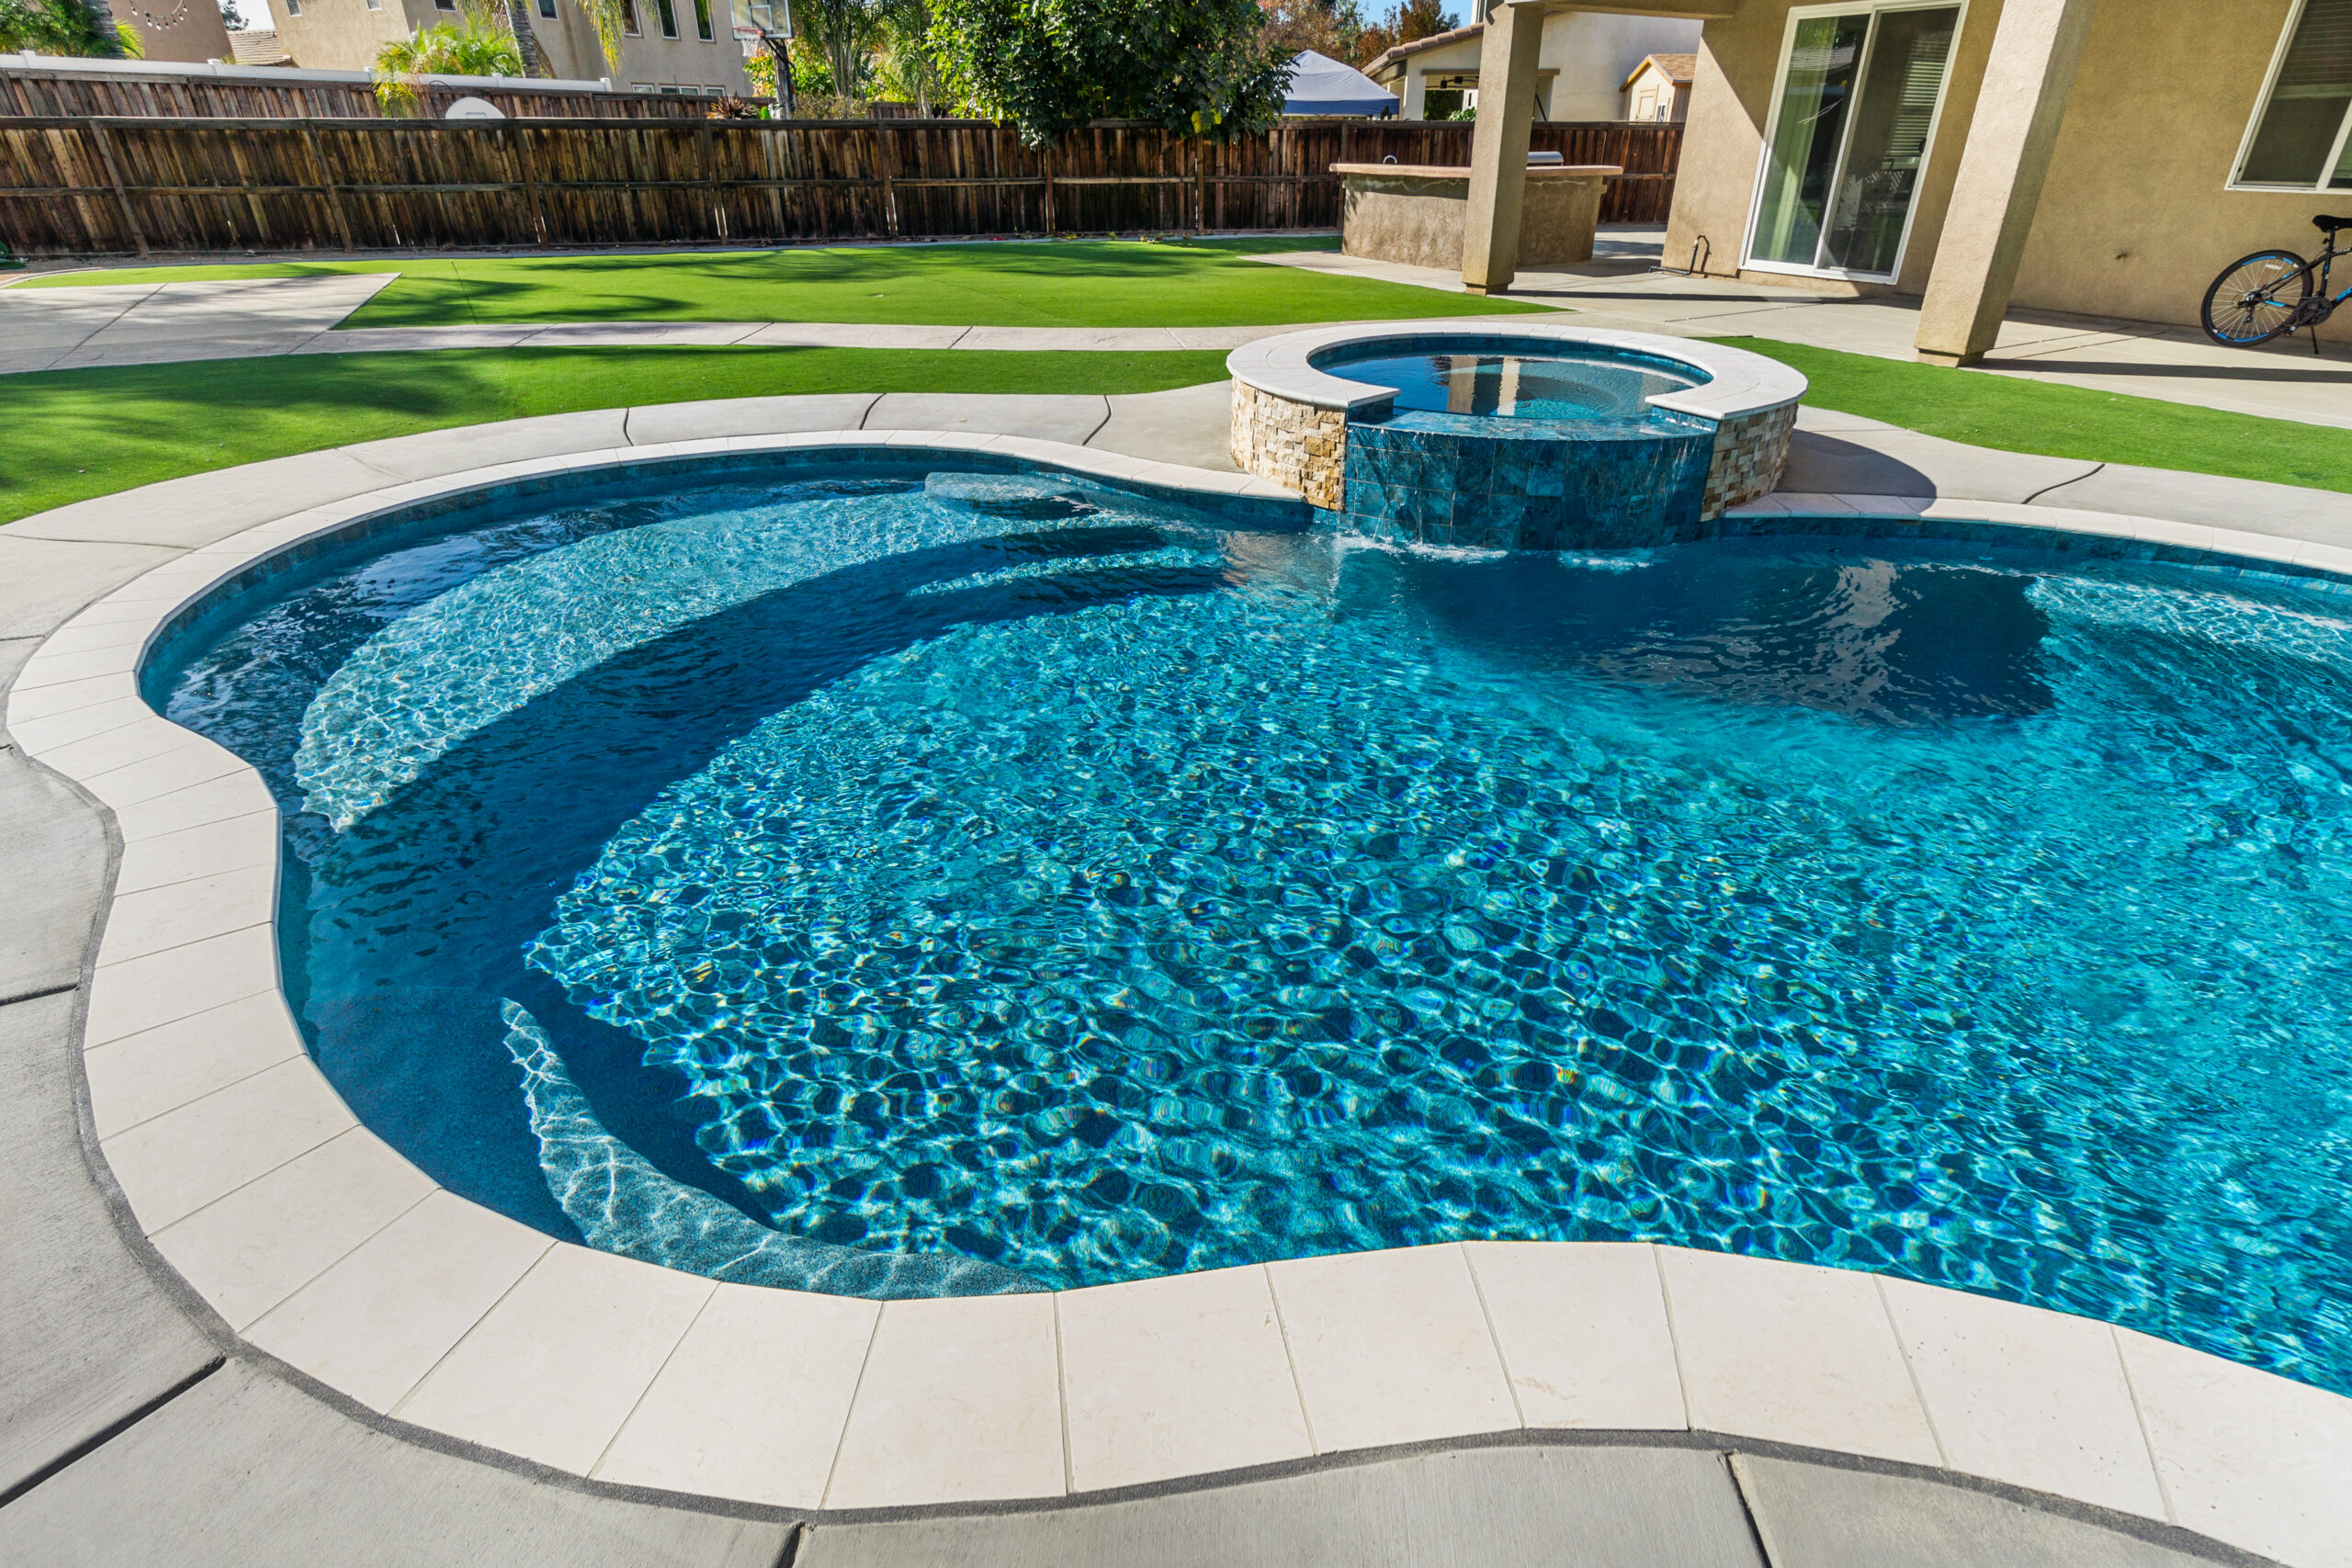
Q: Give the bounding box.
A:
[444,96,507,120]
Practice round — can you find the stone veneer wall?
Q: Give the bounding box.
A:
[1700,402,1798,520]
[1232,381,1347,511]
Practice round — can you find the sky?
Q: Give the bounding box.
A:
[219,0,270,28]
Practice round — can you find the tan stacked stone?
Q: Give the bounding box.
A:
[1231,382,1348,512]
[1700,402,1798,520]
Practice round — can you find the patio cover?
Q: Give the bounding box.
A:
[1283,51,1398,117]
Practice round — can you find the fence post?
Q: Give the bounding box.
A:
[85,121,149,258]
[763,122,786,240]
[699,118,725,241]
[878,123,899,239]
[301,123,356,252]
[508,124,550,245]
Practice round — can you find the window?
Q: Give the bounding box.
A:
[364,0,379,11]
[435,0,456,10]
[621,0,640,34]
[282,0,300,14]
[692,0,711,40]
[1747,2,1962,280]
[2236,0,2352,188]
[654,0,678,38]
[538,0,556,16]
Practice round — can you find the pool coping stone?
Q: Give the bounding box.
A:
[1223,319,1809,423]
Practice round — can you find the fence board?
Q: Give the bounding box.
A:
[0,117,1680,257]
[0,70,709,120]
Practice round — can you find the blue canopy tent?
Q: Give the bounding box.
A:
[1283,51,1398,118]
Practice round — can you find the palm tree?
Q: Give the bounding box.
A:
[0,0,138,57]
[373,0,526,112]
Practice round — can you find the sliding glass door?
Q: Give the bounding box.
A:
[1747,3,1962,280]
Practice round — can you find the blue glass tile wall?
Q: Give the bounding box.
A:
[1336,410,1714,550]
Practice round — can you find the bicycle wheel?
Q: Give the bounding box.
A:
[2202,250,2312,344]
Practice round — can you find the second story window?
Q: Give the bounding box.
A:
[620,0,640,34]
[2237,0,2352,188]
[538,0,555,16]
[692,0,710,40]
[654,0,679,39]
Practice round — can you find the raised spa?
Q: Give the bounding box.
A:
[1230,324,1806,550]
[147,450,2352,1400]
[1308,342,1706,423]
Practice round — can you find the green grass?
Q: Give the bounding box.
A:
[6,238,1555,331]
[0,345,1229,525]
[1720,336,2352,496]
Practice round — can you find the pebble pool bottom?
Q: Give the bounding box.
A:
[154,468,2352,1389]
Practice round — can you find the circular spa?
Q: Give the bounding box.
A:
[1228,323,1807,548]
[146,451,2352,1400]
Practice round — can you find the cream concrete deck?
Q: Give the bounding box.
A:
[1260,236,2352,434]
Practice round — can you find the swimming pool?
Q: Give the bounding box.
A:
[150,458,2352,1394]
[1307,342,1704,423]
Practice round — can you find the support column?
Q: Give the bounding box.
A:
[1460,0,1546,295]
[1913,0,2100,366]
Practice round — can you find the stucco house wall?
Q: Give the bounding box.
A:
[1662,0,2001,297]
[1375,10,1702,121]
[2010,0,2336,333]
[261,0,750,93]
[1663,0,2344,343]
[107,0,238,63]
[263,0,422,72]
[1622,60,1688,122]
[1546,12,1702,120]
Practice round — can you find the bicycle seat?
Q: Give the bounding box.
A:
[2316,214,2352,233]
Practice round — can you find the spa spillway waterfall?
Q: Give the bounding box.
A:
[1229,323,1805,548]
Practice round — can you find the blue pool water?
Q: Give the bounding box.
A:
[1312,342,1702,423]
[153,463,2352,1391]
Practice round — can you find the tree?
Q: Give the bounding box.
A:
[929,0,1295,146]
[1351,0,1452,67]
[796,0,882,108]
[0,0,132,56]
[574,0,626,73]
[373,0,525,112]
[1259,0,1365,63]
[871,0,947,115]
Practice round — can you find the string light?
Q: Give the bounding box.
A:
[119,0,201,29]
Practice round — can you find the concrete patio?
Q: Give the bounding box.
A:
[1261,230,2352,434]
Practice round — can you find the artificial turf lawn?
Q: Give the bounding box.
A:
[1719,336,2352,496]
[0,344,1229,525]
[6,237,1554,331]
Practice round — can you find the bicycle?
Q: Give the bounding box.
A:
[2201,214,2352,349]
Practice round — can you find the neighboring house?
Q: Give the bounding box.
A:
[228,28,294,64]
[260,0,752,96]
[1620,51,1691,121]
[102,0,237,64]
[1363,9,1702,121]
[1613,0,2352,352]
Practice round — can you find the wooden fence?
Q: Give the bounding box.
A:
[0,70,709,121]
[0,117,1681,257]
